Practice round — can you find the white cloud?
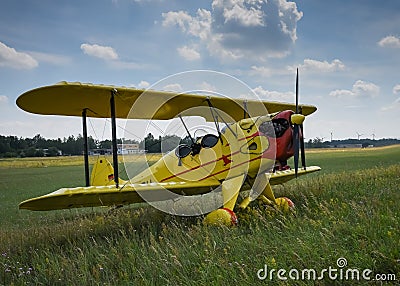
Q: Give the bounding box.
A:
[177,46,201,61]
[252,86,294,101]
[295,58,345,73]
[0,95,8,104]
[276,0,303,42]
[196,81,217,92]
[393,84,400,94]
[381,98,400,111]
[351,80,380,97]
[385,85,400,111]
[27,51,71,65]
[109,60,142,69]
[219,0,265,27]
[162,0,303,61]
[79,44,145,69]
[80,43,119,60]
[0,42,38,70]
[129,80,151,89]
[251,66,274,77]
[329,89,354,98]
[162,9,211,41]
[251,58,344,78]
[250,65,291,77]
[138,81,150,89]
[378,36,400,48]
[163,83,183,92]
[330,80,380,98]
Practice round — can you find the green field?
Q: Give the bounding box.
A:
[1,146,399,285]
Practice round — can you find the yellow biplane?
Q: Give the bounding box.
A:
[17,71,320,226]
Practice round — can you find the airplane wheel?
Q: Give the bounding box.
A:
[274,197,295,213]
[203,208,238,226]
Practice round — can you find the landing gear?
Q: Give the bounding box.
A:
[203,208,238,226]
[203,174,244,226]
[274,197,295,213]
[257,195,295,214]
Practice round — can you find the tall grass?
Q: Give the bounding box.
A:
[1,147,399,285]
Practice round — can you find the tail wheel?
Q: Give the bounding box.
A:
[204,208,238,226]
[275,197,295,213]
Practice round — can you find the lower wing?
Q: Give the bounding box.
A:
[269,166,321,185]
[19,181,220,211]
[19,166,320,211]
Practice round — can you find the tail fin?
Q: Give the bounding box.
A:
[90,156,126,186]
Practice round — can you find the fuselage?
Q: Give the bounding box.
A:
[130,110,298,187]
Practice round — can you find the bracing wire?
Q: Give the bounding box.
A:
[84,102,224,190]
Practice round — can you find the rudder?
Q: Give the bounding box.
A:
[91,156,125,186]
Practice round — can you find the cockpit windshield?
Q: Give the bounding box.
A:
[201,134,219,148]
[259,118,289,138]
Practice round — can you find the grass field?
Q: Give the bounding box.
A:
[1,146,399,285]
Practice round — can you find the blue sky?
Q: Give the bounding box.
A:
[0,0,399,141]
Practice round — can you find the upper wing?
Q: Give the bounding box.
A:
[19,180,221,211]
[16,82,317,122]
[269,166,321,185]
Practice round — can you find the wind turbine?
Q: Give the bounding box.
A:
[356,132,363,140]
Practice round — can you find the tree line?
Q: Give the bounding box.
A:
[0,134,190,158]
[306,137,400,148]
[1,134,399,158]
[0,134,96,158]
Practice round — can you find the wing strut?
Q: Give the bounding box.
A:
[178,115,201,156]
[205,98,223,143]
[178,115,195,145]
[82,109,90,187]
[110,89,119,188]
[205,98,237,138]
[243,100,249,119]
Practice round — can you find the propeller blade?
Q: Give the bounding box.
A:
[293,124,299,177]
[295,68,299,114]
[293,68,300,177]
[300,124,306,170]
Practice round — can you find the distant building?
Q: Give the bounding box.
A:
[90,144,144,155]
[117,143,144,154]
[89,149,112,155]
[329,144,363,148]
[43,148,62,156]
